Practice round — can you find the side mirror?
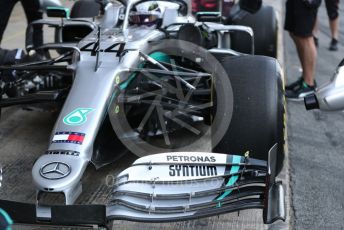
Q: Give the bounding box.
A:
[177,24,204,47]
[239,0,262,14]
[46,7,70,18]
[196,12,221,22]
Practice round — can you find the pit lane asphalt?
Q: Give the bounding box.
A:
[285,3,344,230]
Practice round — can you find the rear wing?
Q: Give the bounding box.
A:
[0,144,285,229]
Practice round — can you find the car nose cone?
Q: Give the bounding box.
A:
[39,162,71,180]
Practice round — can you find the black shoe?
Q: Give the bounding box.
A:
[313,36,319,48]
[285,77,303,91]
[285,81,316,101]
[286,77,317,91]
[329,38,338,51]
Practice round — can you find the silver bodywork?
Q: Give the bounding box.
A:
[307,64,344,111]
[33,26,166,204]
[0,1,286,227]
[32,147,285,225]
[108,147,285,223]
[30,0,256,206]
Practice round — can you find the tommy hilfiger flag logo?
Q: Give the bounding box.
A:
[52,132,86,145]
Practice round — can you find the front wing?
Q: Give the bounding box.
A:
[0,144,285,228]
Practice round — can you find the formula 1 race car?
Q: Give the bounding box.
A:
[305,58,344,111]
[0,0,285,228]
[192,0,278,58]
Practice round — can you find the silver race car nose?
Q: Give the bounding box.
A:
[305,62,344,111]
[32,154,88,204]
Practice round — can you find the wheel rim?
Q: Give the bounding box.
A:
[109,39,234,156]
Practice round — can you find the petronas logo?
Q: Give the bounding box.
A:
[63,108,94,126]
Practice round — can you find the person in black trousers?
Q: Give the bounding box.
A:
[325,0,340,50]
[284,0,321,100]
[314,0,340,50]
[0,0,43,48]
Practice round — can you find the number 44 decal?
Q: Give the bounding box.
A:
[63,108,95,126]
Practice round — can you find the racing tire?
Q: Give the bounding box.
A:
[0,80,2,119]
[213,55,285,175]
[70,0,101,18]
[231,5,278,58]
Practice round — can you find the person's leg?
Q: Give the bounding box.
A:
[285,0,319,99]
[329,18,339,39]
[0,0,18,45]
[290,33,317,86]
[289,32,302,66]
[284,0,302,88]
[325,0,339,38]
[285,32,318,99]
[20,0,43,48]
[285,0,305,90]
[325,0,339,50]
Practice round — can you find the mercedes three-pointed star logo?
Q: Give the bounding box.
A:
[39,162,71,180]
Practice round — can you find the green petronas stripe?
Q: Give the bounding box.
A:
[119,52,170,90]
[302,81,309,88]
[119,74,136,90]
[63,108,94,126]
[0,208,13,226]
[46,6,70,18]
[149,52,170,63]
[216,155,241,201]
